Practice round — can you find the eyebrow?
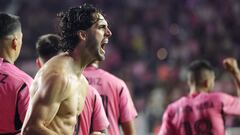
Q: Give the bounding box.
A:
[94,18,104,23]
[95,19,108,26]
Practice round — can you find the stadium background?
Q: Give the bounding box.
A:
[1,0,240,134]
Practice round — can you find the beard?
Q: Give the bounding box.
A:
[86,40,105,62]
[95,48,105,61]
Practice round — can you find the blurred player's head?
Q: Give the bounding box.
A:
[187,60,215,92]
[0,12,22,63]
[35,34,62,68]
[58,3,112,61]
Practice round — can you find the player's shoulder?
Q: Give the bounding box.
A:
[40,60,69,78]
[17,70,33,87]
[208,91,232,99]
[0,63,33,85]
[45,71,68,84]
[201,91,227,98]
[166,96,188,111]
[43,53,71,72]
[88,85,100,96]
[36,70,71,100]
[164,103,177,118]
[100,69,124,83]
[85,67,126,88]
[37,67,69,92]
[163,96,189,119]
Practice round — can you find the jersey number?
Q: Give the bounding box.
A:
[0,73,8,84]
[182,119,213,135]
[101,95,109,117]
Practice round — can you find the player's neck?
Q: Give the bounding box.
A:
[190,86,210,94]
[70,56,87,76]
[91,62,99,68]
[69,49,94,75]
[0,49,15,64]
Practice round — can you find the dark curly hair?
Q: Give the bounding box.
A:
[58,3,102,52]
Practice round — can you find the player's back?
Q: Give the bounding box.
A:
[76,85,109,135]
[76,85,96,135]
[83,66,137,135]
[160,92,233,135]
[0,58,33,134]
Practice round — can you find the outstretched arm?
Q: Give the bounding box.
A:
[223,57,240,96]
[22,73,68,135]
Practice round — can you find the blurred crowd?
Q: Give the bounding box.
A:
[1,0,240,134]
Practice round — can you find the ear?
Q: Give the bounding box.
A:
[202,80,208,88]
[187,73,194,86]
[35,58,42,69]
[11,37,17,50]
[78,30,87,41]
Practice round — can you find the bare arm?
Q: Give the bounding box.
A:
[223,57,240,96]
[121,120,136,135]
[22,73,68,135]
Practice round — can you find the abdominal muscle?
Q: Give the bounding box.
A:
[47,114,77,135]
[46,84,85,135]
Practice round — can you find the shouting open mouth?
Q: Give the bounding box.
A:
[100,39,108,54]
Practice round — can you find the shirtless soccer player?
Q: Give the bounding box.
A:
[159,58,240,135]
[34,34,109,135]
[22,4,112,135]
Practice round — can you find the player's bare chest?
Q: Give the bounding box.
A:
[59,78,88,115]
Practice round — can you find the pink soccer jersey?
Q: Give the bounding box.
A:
[83,66,138,135]
[0,58,33,134]
[158,92,240,135]
[75,85,109,135]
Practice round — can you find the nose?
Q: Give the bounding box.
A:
[105,27,112,37]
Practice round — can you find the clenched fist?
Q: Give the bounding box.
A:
[223,57,239,74]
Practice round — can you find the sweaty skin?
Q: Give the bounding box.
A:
[22,54,88,135]
[22,11,112,135]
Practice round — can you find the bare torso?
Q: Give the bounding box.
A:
[24,54,88,135]
[45,75,87,135]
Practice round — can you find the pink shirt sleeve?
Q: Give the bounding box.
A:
[218,93,240,115]
[17,83,30,122]
[119,80,137,123]
[92,90,109,131]
[158,108,176,135]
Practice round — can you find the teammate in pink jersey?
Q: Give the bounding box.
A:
[0,13,33,134]
[83,62,138,135]
[34,34,109,135]
[158,58,240,135]
[75,86,109,135]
